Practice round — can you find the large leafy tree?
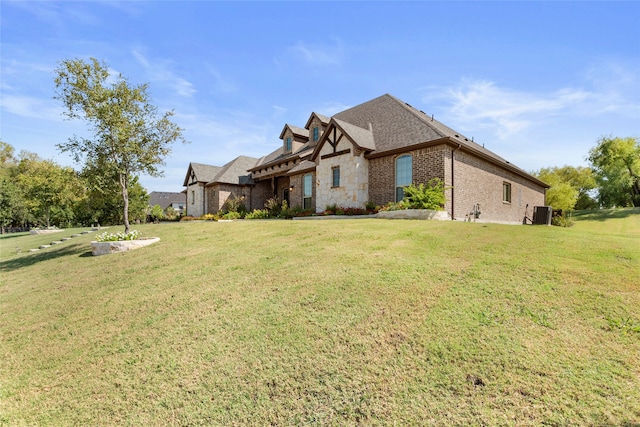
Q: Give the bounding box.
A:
[0,141,25,231]
[54,58,185,233]
[17,152,83,228]
[588,136,640,207]
[535,165,597,211]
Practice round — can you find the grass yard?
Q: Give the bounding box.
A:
[1,209,639,426]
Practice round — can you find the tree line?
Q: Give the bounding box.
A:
[0,141,149,232]
[533,136,640,212]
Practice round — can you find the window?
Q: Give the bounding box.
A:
[332,166,340,187]
[191,190,195,204]
[303,173,313,209]
[313,127,319,142]
[285,137,292,152]
[395,154,412,202]
[503,182,512,203]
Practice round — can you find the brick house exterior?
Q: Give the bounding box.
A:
[184,94,548,223]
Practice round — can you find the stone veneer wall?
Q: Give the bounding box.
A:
[316,136,369,211]
[186,182,206,217]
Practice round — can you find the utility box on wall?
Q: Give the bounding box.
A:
[533,206,553,225]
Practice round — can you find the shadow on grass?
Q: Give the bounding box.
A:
[0,233,31,241]
[0,243,92,272]
[573,207,640,221]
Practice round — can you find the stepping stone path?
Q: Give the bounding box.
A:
[21,228,106,254]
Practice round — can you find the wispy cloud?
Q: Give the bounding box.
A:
[1,95,63,122]
[289,38,343,66]
[131,49,196,98]
[424,79,592,139]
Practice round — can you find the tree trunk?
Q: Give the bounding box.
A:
[120,173,130,234]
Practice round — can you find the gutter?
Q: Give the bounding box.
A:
[451,143,461,220]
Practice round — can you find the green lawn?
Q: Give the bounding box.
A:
[1,209,639,426]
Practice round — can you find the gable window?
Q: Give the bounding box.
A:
[303,173,313,209]
[285,137,292,152]
[332,166,340,188]
[313,127,319,142]
[395,154,412,202]
[503,182,512,203]
[191,190,195,204]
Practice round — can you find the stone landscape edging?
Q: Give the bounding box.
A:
[90,237,160,256]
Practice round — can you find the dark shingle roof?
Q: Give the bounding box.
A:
[279,124,309,140]
[183,162,223,186]
[148,191,186,209]
[208,156,259,185]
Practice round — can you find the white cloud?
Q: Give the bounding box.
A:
[129,49,196,98]
[289,39,343,66]
[425,79,592,140]
[1,95,63,121]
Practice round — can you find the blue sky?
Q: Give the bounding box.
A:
[2,1,639,193]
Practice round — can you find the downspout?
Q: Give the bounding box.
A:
[451,143,461,220]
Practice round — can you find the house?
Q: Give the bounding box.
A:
[148,191,186,215]
[184,94,548,223]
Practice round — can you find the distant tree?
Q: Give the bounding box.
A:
[0,142,24,231]
[535,166,598,211]
[17,153,83,228]
[54,58,186,233]
[588,136,640,207]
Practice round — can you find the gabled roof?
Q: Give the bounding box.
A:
[207,156,259,186]
[331,94,546,186]
[310,118,376,161]
[183,162,222,186]
[148,191,186,209]
[279,124,309,140]
[304,112,330,129]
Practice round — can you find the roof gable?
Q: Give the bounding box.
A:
[304,112,330,129]
[183,162,222,186]
[310,118,375,161]
[279,124,309,140]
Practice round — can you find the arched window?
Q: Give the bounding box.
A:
[395,154,412,202]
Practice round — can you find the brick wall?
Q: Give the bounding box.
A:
[250,181,273,211]
[368,145,447,207]
[451,149,546,223]
[288,172,315,209]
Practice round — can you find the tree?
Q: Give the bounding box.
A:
[0,142,24,231]
[17,152,83,228]
[588,136,640,207]
[54,58,186,233]
[534,166,597,211]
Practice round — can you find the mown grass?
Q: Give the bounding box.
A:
[1,209,639,426]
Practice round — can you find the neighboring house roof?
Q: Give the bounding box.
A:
[183,162,223,186]
[207,156,259,186]
[148,191,186,209]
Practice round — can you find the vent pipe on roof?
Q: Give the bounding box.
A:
[431,114,434,122]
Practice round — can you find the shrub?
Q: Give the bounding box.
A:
[201,213,218,221]
[245,209,272,220]
[552,214,574,227]
[265,197,281,216]
[402,179,448,210]
[180,216,196,221]
[222,194,247,215]
[222,211,241,220]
